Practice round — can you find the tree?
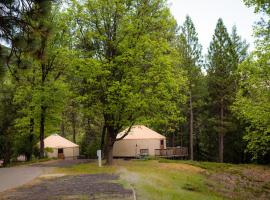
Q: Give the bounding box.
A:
[0,77,17,166]
[232,53,270,163]
[67,0,186,165]
[231,0,270,163]
[207,19,237,162]
[10,2,72,158]
[230,25,249,64]
[177,16,203,160]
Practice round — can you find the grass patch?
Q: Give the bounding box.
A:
[115,160,222,200]
[55,162,116,175]
[52,159,270,200]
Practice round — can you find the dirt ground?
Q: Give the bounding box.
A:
[207,166,270,200]
[0,174,133,200]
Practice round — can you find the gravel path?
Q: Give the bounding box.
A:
[0,174,133,200]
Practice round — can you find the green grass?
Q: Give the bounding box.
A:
[55,161,116,174]
[53,159,270,200]
[118,160,222,200]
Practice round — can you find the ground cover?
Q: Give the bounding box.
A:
[1,159,269,200]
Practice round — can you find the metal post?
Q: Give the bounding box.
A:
[97,150,102,167]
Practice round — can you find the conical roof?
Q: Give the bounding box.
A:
[44,134,79,148]
[116,125,165,140]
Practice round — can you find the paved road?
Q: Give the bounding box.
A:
[0,159,93,193]
[0,165,52,192]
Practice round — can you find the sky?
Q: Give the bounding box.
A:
[168,0,261,54]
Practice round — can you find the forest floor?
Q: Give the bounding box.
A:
[0,159,269,200]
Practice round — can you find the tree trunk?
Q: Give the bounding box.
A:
[100,125,106,150]
[3,139,12,167]
[219,99,224,163]
[219,133,224,163]
[27,117,34,161]
[3,153,11,167]
[106,144,114,165]
[195,125,201,160]
[71,112,76,143]
[39,60,46,159]
[172,132,175,147]
[189,91,194,160]
[39,105,46,158]
[105,127,115,165]
[60,119,65,137]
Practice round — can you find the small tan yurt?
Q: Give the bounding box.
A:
[113,125,166,157]
[43,134,79,159]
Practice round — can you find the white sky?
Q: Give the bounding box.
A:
[168,0,261,54]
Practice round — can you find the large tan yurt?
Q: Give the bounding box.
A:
[113,125,166,157]
[43,134,79,159]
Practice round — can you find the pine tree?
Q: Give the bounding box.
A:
[231,25,249,64]
[207,18,237,163]
[177,16,202,160]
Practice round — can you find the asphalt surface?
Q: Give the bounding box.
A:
[0,165,52,192]
[0,159,93,193]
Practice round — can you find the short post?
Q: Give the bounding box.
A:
[97,150,102,167]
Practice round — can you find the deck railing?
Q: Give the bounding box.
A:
[154,147,188,157]
[139,149,149,156]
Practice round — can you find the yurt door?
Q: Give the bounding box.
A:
[58,148,65,159]
[160,140,164,149]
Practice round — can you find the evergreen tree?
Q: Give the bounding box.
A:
[177,16,203,160]
[231,25,249,64]
[207,18,237,162]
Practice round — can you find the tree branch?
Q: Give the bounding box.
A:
[115,122,135,141]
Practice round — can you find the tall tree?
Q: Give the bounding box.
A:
[230,25,249,64]
[11,2,71,158]
[68,0,186,165]
[0,76,17,166]
[177,16,202,160]
[207,19,237,162]
[231,0,270,163]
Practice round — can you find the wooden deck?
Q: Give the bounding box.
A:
[154,147,188,158]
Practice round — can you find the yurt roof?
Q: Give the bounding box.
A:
[44,134,79,148]
[116,125,165,140]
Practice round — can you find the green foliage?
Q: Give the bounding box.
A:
[232,53,270,162]
[231,1,270,163]
[176,15,204,159]
[207,18,237,108]
[80,137,100,158]
[0,78,17,166]
[205,18,249,163]
[66,0,187,146]
[44,147,53,154]
[243,0,270,14]
[230,25,249,63]
[1,0,268,166]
